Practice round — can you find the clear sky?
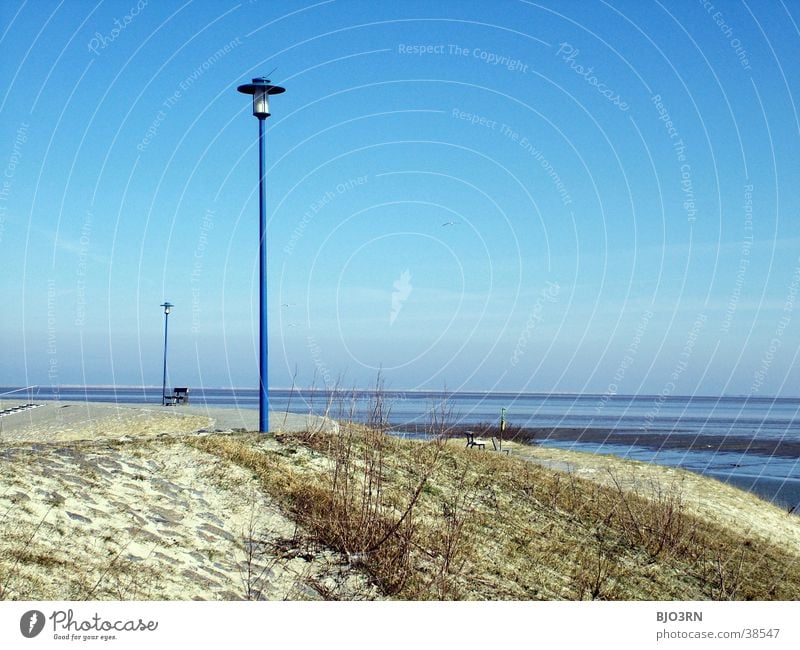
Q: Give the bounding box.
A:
[1,0,799,396]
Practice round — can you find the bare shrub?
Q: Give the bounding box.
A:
[573,534,615,600]
[428,462,477,598]
[709,546,746,600]
[606,471,698,560]
[239,503,279,600]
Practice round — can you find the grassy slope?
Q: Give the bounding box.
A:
[188,425,800,600]
[2,421,798,601]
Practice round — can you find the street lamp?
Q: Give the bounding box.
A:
[237,77,285,433]
[160,302,173,406]
[500,407,506,452]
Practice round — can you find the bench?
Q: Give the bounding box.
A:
[465,431,487,450]
[164,387,189,405]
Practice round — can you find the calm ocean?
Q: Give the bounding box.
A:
[3,386,799,511]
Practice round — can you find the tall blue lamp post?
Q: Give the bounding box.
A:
[237,77,285,433]
[160,302,173,406]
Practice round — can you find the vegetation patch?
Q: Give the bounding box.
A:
[188,425,800,600]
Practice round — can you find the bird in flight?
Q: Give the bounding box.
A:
[441,221,459,227]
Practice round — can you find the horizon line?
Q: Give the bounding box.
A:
[2,384,798,401]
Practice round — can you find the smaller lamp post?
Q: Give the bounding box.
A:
[500,407,506,451]
[160,302,173,405]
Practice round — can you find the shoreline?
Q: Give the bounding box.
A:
[417,424,800,512]
[533,427,800,458]
[403,423,800,458]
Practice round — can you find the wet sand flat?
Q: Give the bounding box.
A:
[532,427,800,458]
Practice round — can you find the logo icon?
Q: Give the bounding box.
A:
[20,610,45,638]
[390,269,412,325]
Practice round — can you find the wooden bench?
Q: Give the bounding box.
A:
[165,388,189,405]
[465,431,487,450]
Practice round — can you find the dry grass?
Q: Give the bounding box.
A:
[187,425,800,600]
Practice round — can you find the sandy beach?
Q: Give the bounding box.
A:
[0,400,359,600]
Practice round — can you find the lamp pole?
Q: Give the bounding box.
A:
[500,407,506,451]
[237,77,285,433]
[160,302,173,406]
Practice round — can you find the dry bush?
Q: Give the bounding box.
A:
[604,471,699,560]
[289,421,443,595]
[573,534,617,600]
[239,502,278,600]
[426,461,480,599]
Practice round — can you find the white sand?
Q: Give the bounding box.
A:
[0,401,366,601]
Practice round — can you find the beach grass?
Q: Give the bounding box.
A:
[187,424,800,600]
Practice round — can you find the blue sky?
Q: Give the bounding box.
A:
[1,0,799,396]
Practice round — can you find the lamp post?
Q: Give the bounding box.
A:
[237,77,285,433]
[500,407,506,451]
[160,302,173,406]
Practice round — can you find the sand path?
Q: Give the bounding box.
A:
[0,400,338,443]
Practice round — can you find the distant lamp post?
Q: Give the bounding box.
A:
[237,77,285,433]
[160,302,173,406]
[500,407,506,451]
